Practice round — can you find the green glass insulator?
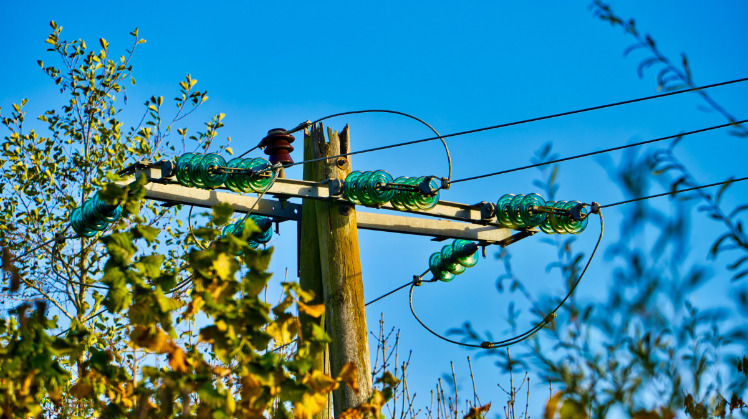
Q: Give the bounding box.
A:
[440,244,467,275]
[232,219,246,237]
[365,170,394,205]
[222,223,236,237]
[539,201,557,234]
[253,228,273,244]
[231,159,254,192]
[175,153,198,187]
[224,158,244,192]
[247,158,273,192]
[452,239,479,267]
[413,176,440,210]
[248,214,272,232]
[429,253,455,282]
[389,176,409,210]
[563,201,588,234]
[343,171,363,204]
[355,171,377,206]
[194,153,227,189]
[81,198,109,231]
[91,192,121,223]
[184,154,206,188]
[519,193,546,227]
[549,201,568,234]
[248,214,273,244]
[496,194,517,228]
[70,206,96,237]
[508,194,527,228]
[401,177,422,211]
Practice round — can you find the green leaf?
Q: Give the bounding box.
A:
[101,232,136,265]
[212,203,234,226]
[132,224,160,244]
[245,247,273,272]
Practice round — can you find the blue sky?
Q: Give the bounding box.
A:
[2,0,747,415]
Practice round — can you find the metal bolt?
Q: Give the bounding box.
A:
[339,203,353,216]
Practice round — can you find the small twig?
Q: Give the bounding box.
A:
[467,356,480,407]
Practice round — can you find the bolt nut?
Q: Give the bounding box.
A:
[339,203,354,216]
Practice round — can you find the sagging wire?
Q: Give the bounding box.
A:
[408,208,604,349]
[267,77,748,173]
[295,110,452,183]
[450,119,748,184]
[240,110,453,184]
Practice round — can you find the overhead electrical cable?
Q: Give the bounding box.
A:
[280,77,748,168]
[450,119,748,184]
[409,211,604,349]
[601,175,748,208]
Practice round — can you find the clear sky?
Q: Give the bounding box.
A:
[2,0,747,415]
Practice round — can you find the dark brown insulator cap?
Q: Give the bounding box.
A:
[260,128,295,166]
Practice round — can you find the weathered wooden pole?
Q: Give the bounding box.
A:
[310,123,373,416]
[299,128,332,419]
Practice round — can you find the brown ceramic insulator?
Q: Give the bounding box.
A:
[260,128,295,166]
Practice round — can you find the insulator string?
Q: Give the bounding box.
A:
[409,211,604,349]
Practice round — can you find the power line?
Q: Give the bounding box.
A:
[602,175,748,208]
[365,269,431,307]
[450,119,748,184]
[409,211,605,349]
[285,77,748,169]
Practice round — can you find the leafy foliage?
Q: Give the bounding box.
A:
[0,23,392,418]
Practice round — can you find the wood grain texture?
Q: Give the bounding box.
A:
[299,128,332,419]
[311,123,373,416]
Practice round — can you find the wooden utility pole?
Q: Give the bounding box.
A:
[124,123,533,418]
[300,123,372,417]
[299,127,332,419]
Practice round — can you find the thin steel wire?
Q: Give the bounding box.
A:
[284,77,748,169]
[409,211,604,349]
[602,175,748,208]
[365,269,431,307]
[300,110,452,181]
[451,119,748,184]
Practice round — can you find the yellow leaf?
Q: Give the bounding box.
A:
[294,392,329,419]
[212,253,232,279]
[560,398,587,419]
[168,346,190,373]
[545,391,564,419]
[70,379,93,399]
[337,362,359,393]
[465,403,491,419]
[182,295,204,320]
[130,325,172,353]
[339,409,363,419]
[298,301,325,318]
[304,370,339,393]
